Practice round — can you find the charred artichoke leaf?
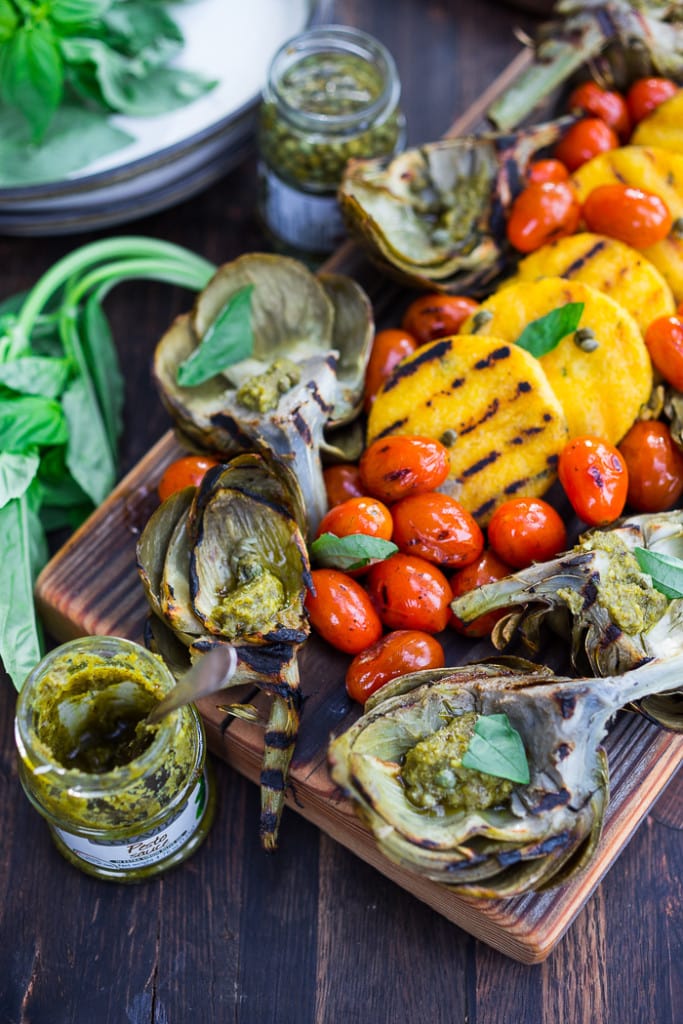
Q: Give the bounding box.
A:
[328,655,683,896]
[137,486,195,621]
[338,119,570,294]
[317,272,374,426]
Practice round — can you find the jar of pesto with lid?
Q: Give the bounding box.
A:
[14,636,215,882]
[258,24,406,255]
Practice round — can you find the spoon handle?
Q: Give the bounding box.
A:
[146,645,238,725]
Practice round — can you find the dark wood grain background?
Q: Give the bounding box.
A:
[0,2,681,1022]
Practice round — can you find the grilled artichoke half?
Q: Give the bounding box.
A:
[136,453,312,850]
[337,119,571,295]
[328,655,682,897]
[153,253,374,538]
[451,510,683,729]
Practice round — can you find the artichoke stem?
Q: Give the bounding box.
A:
[259,655,301,852]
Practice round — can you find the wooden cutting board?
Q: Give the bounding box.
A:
[34,48,683,962]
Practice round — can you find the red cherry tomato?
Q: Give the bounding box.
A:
[345,629,446,704]
[364,328,418,411]
[626,77,679,125]
[305,569,383,654]
[567,81,630,140]
[316,496,393,541]
[390,492,484,568]
[618,420,683,513]
[323,463,364,507]
[644,315,683,391]
[449,549,514,638]
[157,455,219,501]
[401,293,480,345]
[582,184,673,249]
[359,435,450,503]
[366,553,453,633]
[558,436,628,526]
[554,117,619,171]
[506,181,581,253]
[527,158,570,185]
[487,498,567,569]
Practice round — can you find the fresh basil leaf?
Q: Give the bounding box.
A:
[0,493,45,690]
[633,546,683,599]
[80,294,124,451]
[51,0,110,30]
[177,286,254,387]
[310,532,398,571]
[461,713,530,784]
[1,21,64,140]
[0,356,71,399]
[0,451,40,510]
[0,394,68,451]
[101,2,184,66]
[0,0,18,42]
[515,302,585,358]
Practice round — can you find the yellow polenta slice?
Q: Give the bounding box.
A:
[366,334,569,525]
[461,277,653,444]
[503,231,675,335]
[631,92,683,154]
[571,146,683,302]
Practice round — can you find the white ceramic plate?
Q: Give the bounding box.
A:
[0,0,318,234]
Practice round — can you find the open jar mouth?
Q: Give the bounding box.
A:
[14,636,199,799]
[266,24,402,135]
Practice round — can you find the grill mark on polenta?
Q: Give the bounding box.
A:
[473,345,511,370]
[375,418,409,438]
[563,238,606,277]
[461,450,500,477]
[459,399,499,434]
[381,338,453,391]
[452,376,466,388]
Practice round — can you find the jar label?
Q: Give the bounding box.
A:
[259,162,346,253]
[53,772,209,872]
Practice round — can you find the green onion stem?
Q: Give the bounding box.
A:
[66,257,215,307]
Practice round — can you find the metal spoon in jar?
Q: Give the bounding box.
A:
[144,645,238,725]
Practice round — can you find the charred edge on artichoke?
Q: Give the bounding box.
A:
[264,729,296,750]
[495,830,572,868]
[260,768,286,791]
[529,788,571,814]
[209,413,256,449]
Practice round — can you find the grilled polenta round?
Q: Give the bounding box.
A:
[461,277,653,444]
[631,91,683,155]
[503,231,675,335]
[571,146,683,302]
[366,334,569,525]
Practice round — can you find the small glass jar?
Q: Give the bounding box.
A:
[258,24,406,256]
[14,636,215,882]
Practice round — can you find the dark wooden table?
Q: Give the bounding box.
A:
[1,2,681,1021]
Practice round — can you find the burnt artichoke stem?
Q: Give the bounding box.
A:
[259,654,302,852]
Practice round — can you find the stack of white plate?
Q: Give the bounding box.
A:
[0,0,319,235]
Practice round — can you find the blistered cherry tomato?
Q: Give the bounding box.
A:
[527,158,570,184]
[449,549,514,638]
[554,117,619,171]
[567,81,630,140]
[323,463,364,507]
[626,77,679,125]
[366,553,453,633]
[401,293,480,345]
[359,435,450,503]
[506,181,581,253]
[305,569,382,654]
[316,496,393,541]
[364,328,418,411]
[558,436,628,526]
[582,184,673,249]
[644,315,683,391]
[391,492,484,568]
[487,498,568,568]
[618,420,683,513]
[345,629,446,704]
[157,454,219,501]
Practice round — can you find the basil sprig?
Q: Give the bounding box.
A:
[176,286,255,387]
[310,532,398,572]
[516,302,585,357]
[633,546,683,599]
[462,713,530,784]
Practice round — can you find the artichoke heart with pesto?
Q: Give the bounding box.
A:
[153,253,374,537]
[337,118,571,294]
[328,656,683,898]
[136,452,312,851]
[450,510,683,729]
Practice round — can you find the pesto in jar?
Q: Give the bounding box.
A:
[14,636,215,881]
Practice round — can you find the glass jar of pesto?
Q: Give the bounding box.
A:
[14,636,215,882]
[258,24,406,255]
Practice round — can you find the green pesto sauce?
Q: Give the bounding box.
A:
[208,564,286,638]
[236,357,301,412]
[401,711,513,814]
[560,532,668,634]
[278,52,384,117]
